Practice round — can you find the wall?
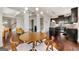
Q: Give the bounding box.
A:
[16,15,24,29]
[11,18,16,29]
[0,8,3,47]
[43,15,50,32]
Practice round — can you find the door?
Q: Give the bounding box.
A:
[31,20,34,32]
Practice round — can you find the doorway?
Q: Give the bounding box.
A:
[31,20,34,32]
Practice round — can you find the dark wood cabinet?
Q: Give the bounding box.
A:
[49,27,78,43]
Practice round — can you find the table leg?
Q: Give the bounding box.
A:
[29,41,37,51]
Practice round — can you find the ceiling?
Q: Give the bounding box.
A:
[40,7,72,18]
[3,7,20,17]
[2,7,73,18]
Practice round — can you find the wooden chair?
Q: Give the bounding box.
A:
[10,35,19,51]
[44,35,61,51]
[40,32,47,40]
[2,31,6,48]
[2,28,9,48]
[16,28,24,35]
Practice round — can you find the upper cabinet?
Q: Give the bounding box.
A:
[71,7,78,23]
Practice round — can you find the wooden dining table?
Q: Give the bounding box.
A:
[19,32,47,51]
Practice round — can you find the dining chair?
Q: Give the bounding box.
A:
[10,35,19,51]
[2,28,9,48]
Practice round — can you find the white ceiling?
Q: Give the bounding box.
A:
[2,7,73,18]
[40,7,72,18]
[3,7,20,17]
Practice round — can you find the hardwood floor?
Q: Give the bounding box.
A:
[51,34,79,51]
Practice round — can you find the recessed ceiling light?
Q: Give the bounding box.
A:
[35,8,39,11]
[25,7,28,11]
[40,11,43,14]
[24,10,26,13]
[24,7,28,13]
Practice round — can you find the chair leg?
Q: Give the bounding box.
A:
[46,44,49,51]
[3,38,7,48]
[51,45,53,51]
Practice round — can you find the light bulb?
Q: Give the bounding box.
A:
[35,8,39,11]
[24,10,26,13]
[40,11,43,15]
[25,7,28,11]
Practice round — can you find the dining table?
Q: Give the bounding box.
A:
[19,32,47,51]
